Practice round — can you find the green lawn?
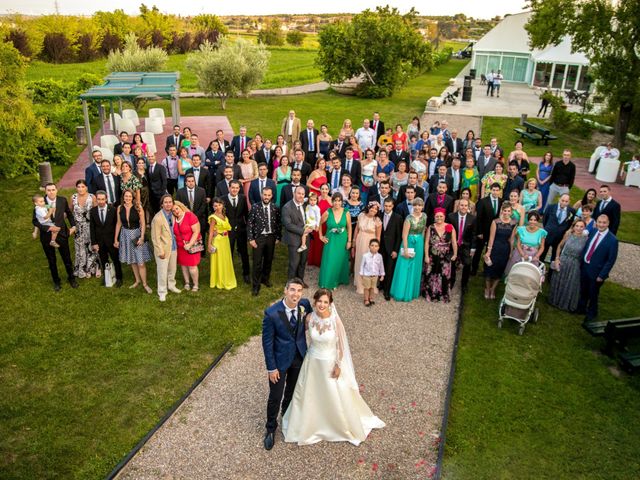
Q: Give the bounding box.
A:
[0,167,290,479]
[26,48,322,91]
[443,277,640,479]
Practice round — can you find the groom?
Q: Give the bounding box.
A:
[261,277,312,450]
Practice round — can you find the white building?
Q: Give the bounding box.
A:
[471,11,590,91]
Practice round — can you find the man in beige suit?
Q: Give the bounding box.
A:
[151,194,181,301]
[281,110,301,149]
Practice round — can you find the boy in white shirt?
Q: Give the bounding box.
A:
[297,192,321,253]
[32,194,61,247]
[359,238,385,306]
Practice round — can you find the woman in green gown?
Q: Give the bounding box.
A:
[274,156,291,205]
[390,197,427,302]
[318,192,352,289]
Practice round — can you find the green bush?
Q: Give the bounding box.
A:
[257,19,285,46]
[433,47,453,66]
[355,83,392,98]
[41,32,75,63]
[7,29,32,58]
[286,30,305,46]
[106,33,168,72]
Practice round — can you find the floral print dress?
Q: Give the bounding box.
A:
[422,223,454,302]
[71,193,99,278]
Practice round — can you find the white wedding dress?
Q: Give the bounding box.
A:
[282,307,385,445]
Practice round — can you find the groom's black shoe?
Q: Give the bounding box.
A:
[264,431,275,450]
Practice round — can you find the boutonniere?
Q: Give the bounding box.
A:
[567,212,574,222]
[299,305,306,317]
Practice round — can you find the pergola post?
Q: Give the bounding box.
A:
[118,99,123,116]
[109,100,117,135]
[82,100,93,151]
[170,97,177,126]
[176,95,181,125]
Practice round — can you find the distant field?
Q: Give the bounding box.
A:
[25,48,322,91]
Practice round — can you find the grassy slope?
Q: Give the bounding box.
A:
[443,277,640,479]
[26,48,322,91]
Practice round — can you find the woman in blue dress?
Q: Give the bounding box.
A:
[504,211,547,275]
[536,151,554,210]
[317,124,333,159]
[390,198,427,302]
[483,203,517,299]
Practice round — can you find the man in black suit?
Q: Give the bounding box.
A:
[448,198,476,292]
[472,182,502,274]
[147,154,167,213]
[342,148,361,187]
[368,181,393,206]
[379,197,402,300]
[472,138,483,163]
[216,150,243,184]
[330,132,348,160]
[370,112,385,150]
[445,129,464,157]
[223,180,251,284]
[592,184,621,234]
[504,161,525,195]
[279,169,308,208]
[85,149,104,194]
[291,149,311,185]
[216,166,235,198]
[447,156,463,199]
[90,190,123,286]
[394,185,416,219]
[247,187,281,295]
[230,126,252,163]
[425,182,454,225]
[477,145,497,179]
[396,172,425,204]
[255,139,273,174]
[389,140,410,166]
[113,131,129,156]
[327,156,345,194]
[428,164,454,194]
[249,163,277,206]
[299,119,319,165]
[542,193,576,263]
[215,129,231,153]
[92,160,121,206]
[165,124,184,154]
[177,174,209,242]
[185,154,211,201]
[33,183,78,291]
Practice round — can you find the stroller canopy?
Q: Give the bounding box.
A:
[505,262,543,308]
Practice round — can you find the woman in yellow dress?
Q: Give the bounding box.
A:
[461,156,480,201]
[208,197,237,290]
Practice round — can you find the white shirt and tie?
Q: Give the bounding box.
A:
[557,206,566,224]
[259,177,267,195]
[192,168,200,185]
[187,188,195,209]
[345,158,353,174]
[457,214,467,246]
[294,201,306,223]
[451,168,460,192]
[307,130,315,152]
[99,206,107,223]
[104,174,115,204]
[584,229,608,263]
[331,169,342,192]
[383,211,391,230]
[229,194,238,208]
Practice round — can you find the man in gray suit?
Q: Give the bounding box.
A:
[477,145,498,178]
[281,186,312,286]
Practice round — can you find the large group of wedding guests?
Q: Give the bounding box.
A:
[32,110,621,319]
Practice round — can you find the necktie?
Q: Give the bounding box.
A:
[492,198,498,215]
[373,120,377,131]
[240,137,245,151]
[454,170,459,191]
[289,309,297,330]
[100,208,105,224]
[298,204,305,222]
[438,194,444,206]
[333,171,339,189]
[265,150,270,162]
[557,208,564,223]
[458,215,465,246]
[346,160,351,172]
[194,168,199,183]
[308,131,313,151]
[586,233,601,262]
[232,196,237,208]
[189,190,194,210]
[106,176,114,203]
[260,179,265,193]
[384,213,389,229]
[601,200,608,211]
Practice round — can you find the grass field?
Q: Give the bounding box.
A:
[26,48,322,91]
[443,276,640,479]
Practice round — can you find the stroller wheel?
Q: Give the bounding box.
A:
[497,319,503,329]
[532,308,539,323]
[518,325,526,335]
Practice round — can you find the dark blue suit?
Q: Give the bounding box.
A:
[542,204,576,262]
[230,135,252,162]
[262,298,311,433]
[249,178,277,206]
[84,162,102,194]
[578,230,618,320]
[394,200,412,220]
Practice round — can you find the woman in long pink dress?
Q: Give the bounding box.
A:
[172,201,202,291]
[308,183,332,267]
[353,202,382,294]
[238,149,258,205]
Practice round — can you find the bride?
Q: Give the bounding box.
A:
[282,288,385,445]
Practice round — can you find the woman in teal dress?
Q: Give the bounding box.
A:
[505,211,547,275]
[274,156,291,205]
[318,193,352,289]
[520,178,542,213]
[390,197,427,302]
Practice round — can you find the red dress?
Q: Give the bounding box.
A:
[309,174,328,196]
[307,198,331,267]
[173,211,202,267]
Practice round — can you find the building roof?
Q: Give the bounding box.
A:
[473,11,589,65]
[79,72,180,100]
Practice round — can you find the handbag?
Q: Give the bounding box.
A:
[104,262,115,287]
[400,247,415,258]
[176,220,204,254]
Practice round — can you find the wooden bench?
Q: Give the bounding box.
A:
[602,319,640,357]
[582,317,640,337]
[618,352,640,374]
[514,121,558,146]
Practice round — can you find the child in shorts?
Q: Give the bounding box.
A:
[32,194,60,247]
[359,238,385,306]
[297,192,321,253]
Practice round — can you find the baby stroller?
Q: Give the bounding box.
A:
[498,260,545,335]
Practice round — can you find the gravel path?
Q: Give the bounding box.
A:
[609,242,640,290]
[117,267,460,479]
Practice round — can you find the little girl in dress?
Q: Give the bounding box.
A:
[298,193,321,252]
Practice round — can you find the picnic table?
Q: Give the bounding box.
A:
[514,121,558,146]
[583,317,640,373]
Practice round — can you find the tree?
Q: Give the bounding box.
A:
[106,33,167,72]
[0,40,54,177]
[286,30,305,47]
[526,0,640,146]
[186,37,270,109]
[257,19,285,46]
[316,6,433,98]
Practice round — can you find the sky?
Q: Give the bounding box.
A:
[2,0,528,20]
